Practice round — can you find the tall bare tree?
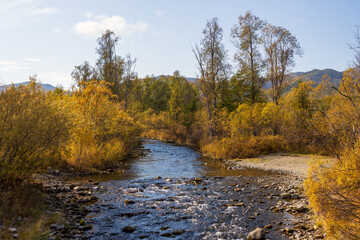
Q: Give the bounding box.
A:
[349,25,360,68]
[231,11,266,104]
[263,24,303,105]
[96,29,123,97]
[123,54,137,110]
[193,18,229,140]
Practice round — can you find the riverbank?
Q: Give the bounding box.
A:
[227,153,335,179]
[0,142,327,239]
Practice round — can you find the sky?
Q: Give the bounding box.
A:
[0,0,360,89]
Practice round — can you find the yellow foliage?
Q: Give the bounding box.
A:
[138,110,188,144]
[63,80,139,170]
[305,69,360,239]
[305,145,360,239]
[0,80,68,186]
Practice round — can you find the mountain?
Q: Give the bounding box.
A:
[1,81,56,91]
[155,75,198,82]
[286,68,343,90]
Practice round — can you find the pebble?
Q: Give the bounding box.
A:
[8,228,17,233]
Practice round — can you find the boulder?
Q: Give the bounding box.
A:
[247,228,266,240]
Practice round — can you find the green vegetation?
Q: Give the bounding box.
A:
[0,12,359,240]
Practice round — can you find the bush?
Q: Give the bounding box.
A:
[0,80,68,187]
[64,80,140,170]
[305,69,360,239]
[138,110,188,144]
[305,146,360,239]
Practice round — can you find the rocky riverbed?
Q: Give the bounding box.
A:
[41,171,324,240]
[18,140,325,240]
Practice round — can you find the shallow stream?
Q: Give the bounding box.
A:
[75,140,294,239]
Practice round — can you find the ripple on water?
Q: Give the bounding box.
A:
[67,140,296,239]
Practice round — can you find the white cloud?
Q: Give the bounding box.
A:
[23,58,39,62]
[0,61,18,65]
[30,7,58,15]
[155,10,163,17]
[85,11,93,18]
[74,15,149,38]
[0,0,59,28]
[0,64,29,72]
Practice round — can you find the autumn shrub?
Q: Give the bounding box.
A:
[305,146,360,239]
[63,81,140,170]
[201,135,288,159]
[138,110,188,143]
[0,80,68,187]
[305,69,360,239]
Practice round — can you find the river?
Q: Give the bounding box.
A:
[77,140,296,239]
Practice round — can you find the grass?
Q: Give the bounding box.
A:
[0,183,65,240]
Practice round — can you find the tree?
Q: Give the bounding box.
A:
[263,24,303,104]
[71,61,97,88]
[349,25,360,68]
[96,29,123,97]
[193,18,229,140]
[231,11,266,104]
[168,71,198,127]
[123,54,137,110]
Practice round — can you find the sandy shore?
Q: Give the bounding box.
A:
[228,153,335,179]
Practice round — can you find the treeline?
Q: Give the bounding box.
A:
[1,10,360,239]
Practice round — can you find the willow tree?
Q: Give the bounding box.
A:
[263,24,303,105]
[231,11,266,104]
[193,18,229,140]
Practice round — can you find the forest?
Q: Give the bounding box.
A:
[1,11,360,239]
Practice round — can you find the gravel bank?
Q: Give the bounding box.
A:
[227,153,335,179]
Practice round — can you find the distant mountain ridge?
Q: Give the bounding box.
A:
[286,68,343,89]
[155,75,198,82]
[1,81,56,91]
[1,69,344,93]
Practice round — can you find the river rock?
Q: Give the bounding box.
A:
[122,225,135,233]
[280,193,292,199]
[160,232,172,237]
[47,166,55,174]
[124,200,135,204]
[247,228,266,240]
[172,229,184,235]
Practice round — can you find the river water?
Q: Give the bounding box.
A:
[81,140,293,239]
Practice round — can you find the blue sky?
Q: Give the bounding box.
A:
[0,0,359,89]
